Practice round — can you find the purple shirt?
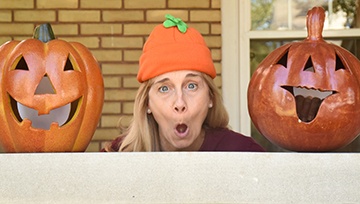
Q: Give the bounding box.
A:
[103,127,265,152]
[199,128,265,151]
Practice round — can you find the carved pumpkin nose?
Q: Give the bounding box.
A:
[35,75,55,94]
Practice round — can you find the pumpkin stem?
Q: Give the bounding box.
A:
[306,7,325,41]
[33,23,56,43]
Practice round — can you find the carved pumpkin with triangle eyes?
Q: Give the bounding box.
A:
[247,7,360,151]
[0,23,104,152]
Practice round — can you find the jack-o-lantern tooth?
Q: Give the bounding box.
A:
[17,102,70,130]
[289,86,335,123]
[9,93,81,130]
[293,87,334,100]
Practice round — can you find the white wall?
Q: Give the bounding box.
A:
[1,152,359,203]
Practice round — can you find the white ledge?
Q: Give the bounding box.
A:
[1,152,359,203]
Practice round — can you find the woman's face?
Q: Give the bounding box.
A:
[148,70,212,151]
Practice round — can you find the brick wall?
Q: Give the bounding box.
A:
[0,0,222,152]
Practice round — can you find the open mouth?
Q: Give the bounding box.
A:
[9,95,80,130]
[175,123,189,138]
[176,124,188,133]
[282,86,336,122]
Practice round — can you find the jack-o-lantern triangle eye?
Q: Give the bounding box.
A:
[14,56,29,71]
[275,49,288,68]
[335,54,345,71]
[64,56,74,71]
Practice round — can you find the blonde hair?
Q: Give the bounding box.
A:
[113,73,229,152]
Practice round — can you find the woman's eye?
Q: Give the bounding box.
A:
[187,83,197,90]
[159,86,169,93]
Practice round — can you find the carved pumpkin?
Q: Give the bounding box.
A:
[248,7,360,151]
[0,23,104,152]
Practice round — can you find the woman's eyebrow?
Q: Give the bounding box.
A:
[154,77,169,84]
[154,73,201,84]
[185,73,201,78]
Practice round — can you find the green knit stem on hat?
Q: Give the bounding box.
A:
[163,14,188,33]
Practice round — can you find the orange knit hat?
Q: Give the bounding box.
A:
[137,14,216,82]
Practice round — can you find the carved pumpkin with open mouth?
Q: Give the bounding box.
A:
[0,23,104,152]
[248,7,360,151]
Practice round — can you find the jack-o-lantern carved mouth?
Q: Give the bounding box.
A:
[9,95,80,130]
[281,86,336,122]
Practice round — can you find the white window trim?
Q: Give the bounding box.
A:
[221,0,360,136]
[222,0,251,134]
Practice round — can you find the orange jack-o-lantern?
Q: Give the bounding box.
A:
[248,7,360,151]
[0,23,104,152]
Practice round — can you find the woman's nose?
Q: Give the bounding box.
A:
[173,91,186,113]
[174,105,186,113]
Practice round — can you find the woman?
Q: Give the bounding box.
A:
[103,14,265,152]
